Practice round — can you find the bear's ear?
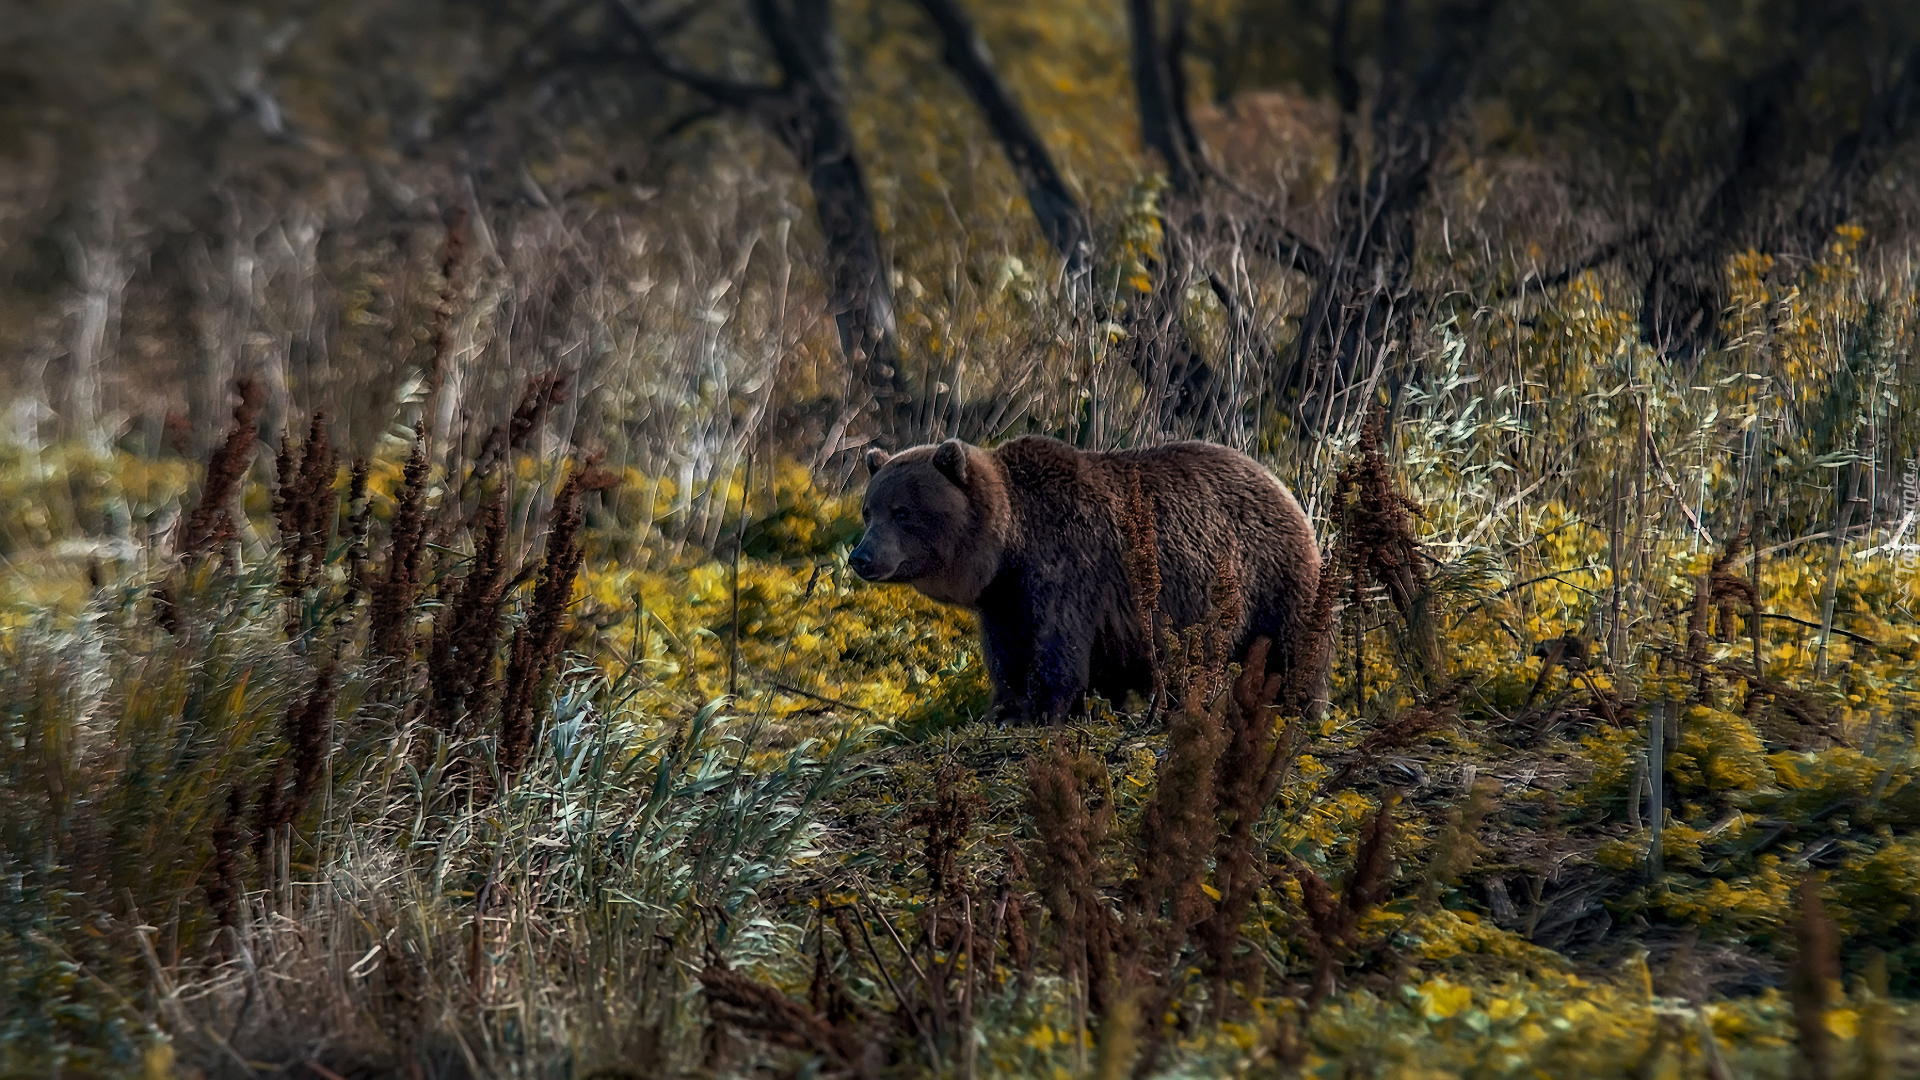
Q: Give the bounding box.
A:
[932,438,969,487]
[865,448,892,474]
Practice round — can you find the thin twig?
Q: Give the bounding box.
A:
[1644,430,1715,549]
[128,901,258,1077]
[766,678,874,714]
[1761,612,1877,648]
[849,902,934,1051]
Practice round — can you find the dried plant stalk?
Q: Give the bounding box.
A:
[273,410,338,596]
[497,461,599,778]
[253,659,339,845]
[1687,525,1759,700]
[178,377,266,559]
[1292,792,1399,1003]
[427,484,511,733]
[206,783,248,932]
[1789,872,1839,1080]
[911,761,985,898]
[369,425,431,661]
[423,205,469,431]
[1335,405,1446,699]
[1025,742,1119,1014]
[1116,464,1166,711]
[341,458,373,613]
[473,369,570,481]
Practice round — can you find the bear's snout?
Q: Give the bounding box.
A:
[848,541,887,581]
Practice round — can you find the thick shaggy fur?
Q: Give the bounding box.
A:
[849,435,1320,723]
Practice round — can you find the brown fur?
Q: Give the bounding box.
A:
[851,435,1321,723]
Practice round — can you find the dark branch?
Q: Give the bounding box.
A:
[1482,224,1654,305]
[606,0,785,111]
[440,2,605,133]
[1270,229,1328,279]
[1164,0,1208,172]
[745,0,827,86]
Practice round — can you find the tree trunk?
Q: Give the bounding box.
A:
[1122,0,1230,432]
[911,0,1090,271]
[772,79,906,422]
[1639,0,1861,358]
[1128,0,1198,195]
[1790,43,1920,255]
[921,0,1226,431]
[750,0,908,430]
[612,0,907,436]
[1285,0,1499,435]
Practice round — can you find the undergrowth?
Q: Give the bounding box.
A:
[4,245,1920,1077]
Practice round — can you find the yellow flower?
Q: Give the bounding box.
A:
[1487,997,1528,1022]
[1419,978,1473,1021]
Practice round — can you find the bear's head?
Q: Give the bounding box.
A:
[848,438,1007,607]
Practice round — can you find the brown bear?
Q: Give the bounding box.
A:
[849,435,1321,723]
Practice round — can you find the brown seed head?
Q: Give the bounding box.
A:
[179,378,266,559]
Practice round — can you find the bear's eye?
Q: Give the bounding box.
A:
[890,507,911,523]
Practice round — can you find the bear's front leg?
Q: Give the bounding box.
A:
[976,609,1034,725]
[1026,616,1095,724]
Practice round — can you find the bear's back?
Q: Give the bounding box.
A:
[989,436,1315,632]
[975,435,1320,716]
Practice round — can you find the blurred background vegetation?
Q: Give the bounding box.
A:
[3,0,1920,1076]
